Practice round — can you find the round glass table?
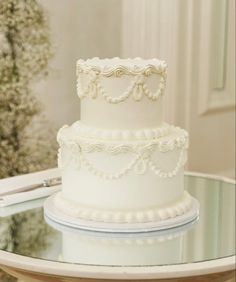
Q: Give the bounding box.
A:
[0,171,235,282]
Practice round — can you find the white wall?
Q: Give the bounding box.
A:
[122,0,235,178]
[37,0,122,129]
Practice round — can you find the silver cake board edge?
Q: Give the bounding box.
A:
[44,193,200,234]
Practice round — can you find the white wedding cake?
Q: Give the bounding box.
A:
[52,58,198,230]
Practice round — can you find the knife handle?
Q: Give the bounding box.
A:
[0,177,62,197]
[43,177,62,187]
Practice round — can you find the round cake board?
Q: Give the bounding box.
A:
[44,193,199,233]
[45,213,198,239]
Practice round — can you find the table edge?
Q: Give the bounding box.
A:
[0,250,235,280]
[184,171,235,184]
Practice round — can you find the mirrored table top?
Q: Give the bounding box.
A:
[0,173,235,268]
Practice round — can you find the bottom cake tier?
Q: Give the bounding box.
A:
[54,121,196,226]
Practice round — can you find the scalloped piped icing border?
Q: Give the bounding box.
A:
[57,124,188,180]
[76,57,167,103]
[77,57,167,76]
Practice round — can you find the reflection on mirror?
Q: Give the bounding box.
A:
[0,175,235,266]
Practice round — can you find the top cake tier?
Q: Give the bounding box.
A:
[77,57,167,129]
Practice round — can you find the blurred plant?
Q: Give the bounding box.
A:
[0,209,53,282]
[0,0,57,281]
[9,209,52,256]
[0,0,56,178]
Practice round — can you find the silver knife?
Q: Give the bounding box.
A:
[0,177,62,197]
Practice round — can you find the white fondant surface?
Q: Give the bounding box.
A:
[80,95,163,129]
[61,155,184,210]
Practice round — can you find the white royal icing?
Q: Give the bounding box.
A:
[77,57,167,103]
[57,123,188,180]
[54,191,194,223]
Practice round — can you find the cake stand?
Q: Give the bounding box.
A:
[0,169,235,282]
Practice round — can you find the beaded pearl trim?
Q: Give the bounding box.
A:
[59,123,188,145]
[58,146,187,180]
[76,58,167,103]
[71,122,181,141]
[54,191,194,223]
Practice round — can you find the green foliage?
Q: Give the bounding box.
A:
[0,0,56,178]
[0,1,56,280]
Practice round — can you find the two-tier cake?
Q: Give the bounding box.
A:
[45,58,199,232]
